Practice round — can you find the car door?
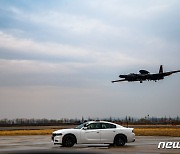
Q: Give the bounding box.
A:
[80,123,101,144]
[100,123,116,143]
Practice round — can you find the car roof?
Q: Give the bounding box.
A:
[86,120,119,126]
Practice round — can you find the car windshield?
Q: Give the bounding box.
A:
[74,122,88,129]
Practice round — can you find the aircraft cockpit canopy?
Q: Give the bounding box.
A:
[139,70,149,74]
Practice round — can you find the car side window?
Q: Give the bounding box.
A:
[87,123,101,129]
[101,123,116,129]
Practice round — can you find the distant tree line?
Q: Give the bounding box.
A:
[0,118,81,127]
[0,116,180,127]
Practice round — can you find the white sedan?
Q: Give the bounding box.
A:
[52,121,135,147]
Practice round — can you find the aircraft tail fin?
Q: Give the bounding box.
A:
[159,65,163,73]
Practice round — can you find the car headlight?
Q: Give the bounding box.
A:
[53,133,62,136]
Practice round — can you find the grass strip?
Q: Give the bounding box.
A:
[134,128,180,137]
[0,129,56,136]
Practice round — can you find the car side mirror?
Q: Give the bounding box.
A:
[83,127,87,130]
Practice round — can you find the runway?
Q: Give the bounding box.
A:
[0,135,179,153]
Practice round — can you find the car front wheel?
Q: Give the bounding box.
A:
[62,135,75,147]
[114,135,126,146]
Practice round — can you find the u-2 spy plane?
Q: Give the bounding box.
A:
[112,65,180,83]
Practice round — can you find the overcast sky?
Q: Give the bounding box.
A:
[0,0,180,119]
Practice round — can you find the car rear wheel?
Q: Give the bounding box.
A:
[62,135,75,147]
[114,135,126,146]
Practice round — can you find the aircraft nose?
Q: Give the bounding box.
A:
[119,75,125,78]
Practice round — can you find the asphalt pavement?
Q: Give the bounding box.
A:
[0,135,180,154]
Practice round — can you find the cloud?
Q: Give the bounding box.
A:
[0,31,90,58]
[0,59,73,74]
[0,31,149,66]
[4,5,114,35]
[2,4,144,41]
[84,0,175,19]
[0,30,151,87]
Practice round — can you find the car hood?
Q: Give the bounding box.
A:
[52,128,79,134]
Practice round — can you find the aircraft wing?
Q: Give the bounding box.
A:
[112,79,127,83]
[168,70,180,74]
